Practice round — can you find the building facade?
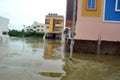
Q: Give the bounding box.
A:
[65,0,120,55]
[0,16,9,38]
[45,13,64,39]
[26,21,49,33]
[66,0,78,30]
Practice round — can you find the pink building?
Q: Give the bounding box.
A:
[65,0,120,55]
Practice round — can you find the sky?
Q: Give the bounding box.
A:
[0,0,66,30]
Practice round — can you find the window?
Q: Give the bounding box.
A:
[30,29,33,31]
[104,0,120,22]
[55,27,62,31]
[115,0,120,11]
[87,0,97,10]
[2,31,7,35]
[27,29,30,31]
[55,20,63,24]
[27,26,30,28]
[37,25,40,27]
[34,26,36,28]
[41,25,44,27]
[45,19,50,24]
[37,29,40,31]
[46,26,49,29]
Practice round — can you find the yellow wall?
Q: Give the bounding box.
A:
[44,43,52,59]
[49,18,53,32]
[55,18,64,33]
[47,44,52,56]
[82,0,102,17]
[48,17,64,33]
[55,22,64,27]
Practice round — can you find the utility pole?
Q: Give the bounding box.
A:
[97,34,101,55]
[69,0,77,60]
[23,25,25,51]
[23,25,25,38]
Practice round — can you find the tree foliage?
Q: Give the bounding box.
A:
[64,28,69,34]
[8,29,45,38]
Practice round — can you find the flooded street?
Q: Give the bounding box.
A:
[0,37,120,80]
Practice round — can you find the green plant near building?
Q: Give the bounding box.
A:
[8,29,45,38]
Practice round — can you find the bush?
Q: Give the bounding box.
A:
[8,30,45,38]
[8,30,23,37]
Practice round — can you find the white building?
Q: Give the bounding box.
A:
[26,21,49,33]
[0,16,9,38]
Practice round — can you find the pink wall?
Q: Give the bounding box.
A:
[75,0,120,41]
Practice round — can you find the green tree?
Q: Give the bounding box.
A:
[8,29,45,38]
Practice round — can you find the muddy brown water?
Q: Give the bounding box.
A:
[0,37,120,80]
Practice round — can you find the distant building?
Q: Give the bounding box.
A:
[0,16,9,38]
[65,0,120,55]
[26,21,49,33]
[45,13,64,39]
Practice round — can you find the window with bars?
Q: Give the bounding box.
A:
[87,0,97,10]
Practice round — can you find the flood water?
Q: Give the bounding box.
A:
[0,37,120,80]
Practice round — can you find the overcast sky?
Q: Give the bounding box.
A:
[0,0,66,30]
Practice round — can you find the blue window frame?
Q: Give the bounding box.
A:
[104,0,120,22]
[115,0,120,11]
[87,0,97,10]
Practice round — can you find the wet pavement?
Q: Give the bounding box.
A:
[0,37,120,80]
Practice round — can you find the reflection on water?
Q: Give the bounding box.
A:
[62,54,120,80]
[25,37,44,52]
[39,72,64,78]
[43,40,64,60]
[0,37,120,80]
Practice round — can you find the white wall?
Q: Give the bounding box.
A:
[26,21,49,33]
[0,16,9,37]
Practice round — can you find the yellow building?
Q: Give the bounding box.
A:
[45,13,64,39]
